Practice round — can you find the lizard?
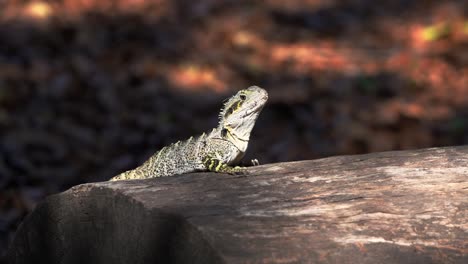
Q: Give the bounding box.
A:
[109,85,268,181]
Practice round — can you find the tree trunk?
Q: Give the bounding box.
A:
[8,146,468,264]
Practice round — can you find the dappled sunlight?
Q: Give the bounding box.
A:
[0,1,54,21]
[378,99,452,122]
[231,30,265,51]
[229,13,468,109]
[269,43,360,74]
[0,0,171,21]
[168,64,228,93]
[378,2,468,52]
[406,20,468,51]
[25,1,53,20]
[385,53,468,106]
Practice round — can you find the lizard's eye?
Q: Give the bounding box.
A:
[240,94,246,100]
[221,128,228,137]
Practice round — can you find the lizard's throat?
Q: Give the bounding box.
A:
[225,121,257,152]
[228,132,249,152]
[219,109,263,152]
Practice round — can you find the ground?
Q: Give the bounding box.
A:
[0,0,467,260]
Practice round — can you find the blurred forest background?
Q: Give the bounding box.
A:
[0,0,467,260]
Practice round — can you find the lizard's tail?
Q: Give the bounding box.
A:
[109,170,137,181]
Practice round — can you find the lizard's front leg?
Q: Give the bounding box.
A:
[203,156,244,174]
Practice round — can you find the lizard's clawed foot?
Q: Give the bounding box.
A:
[232,166,247,175]
[204,156,247,175]
[251,159,260,166]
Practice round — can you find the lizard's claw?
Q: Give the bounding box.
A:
[232,166,246,175]
[224,166,248,176]
[251,159,260,166]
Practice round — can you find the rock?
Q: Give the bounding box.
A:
[8,146,468,264]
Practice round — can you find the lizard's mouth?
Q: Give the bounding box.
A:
[242,95,268,118]
[242,105,261,118]
[242,103,263,117]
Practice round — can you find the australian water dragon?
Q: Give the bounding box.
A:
[110,86,268,181]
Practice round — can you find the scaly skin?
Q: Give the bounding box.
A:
[110,86,268,181]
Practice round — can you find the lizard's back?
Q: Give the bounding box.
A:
[110,132,242,180]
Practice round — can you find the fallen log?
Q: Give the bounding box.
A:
[8,146,468,263]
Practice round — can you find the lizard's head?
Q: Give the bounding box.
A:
[218,86,268,151]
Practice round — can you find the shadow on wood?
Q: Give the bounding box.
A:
[8,146,468,263]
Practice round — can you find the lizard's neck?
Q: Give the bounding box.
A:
[209,120,257,153]
[207,127,248,150]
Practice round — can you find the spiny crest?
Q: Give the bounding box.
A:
[187,136,193,143]
[198,132,207,141]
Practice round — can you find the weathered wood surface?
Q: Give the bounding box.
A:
[8,146,468,264]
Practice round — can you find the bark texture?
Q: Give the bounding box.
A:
[8,146,468,264]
